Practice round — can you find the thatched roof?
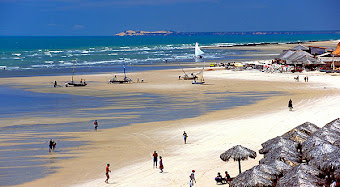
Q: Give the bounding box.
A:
[334,139,340,147]
[312,128,340,144]
[259,136,299,154]
[302,136,332,155]
[220,145,257,161]
[263,146,301,164]
[253,164,281,176]
[276,50,295,60]
[323,118,340,134]
[230,166,275,187]
[277,164,324,187]
[309,150,340,172]
[302,143,340,162]
[259,159,293,173]
[291,44,309,51]
[281,122,319,144]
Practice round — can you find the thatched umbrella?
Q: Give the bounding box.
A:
[259,159,293,174]
[276,164,324,187]
[220,145,256,174]
[334,139,340,147]
[281,122,319,144]
[263,146,301,165]
[312,128,340,144]
[302,136,332,156]
[302,143,340,162]
[259,136,299,154]
[323,118,340,132]
[309,151,340,172]
[230,166,275,187]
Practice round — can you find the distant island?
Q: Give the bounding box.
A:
[114,30,340,36]
[115,30,174,36]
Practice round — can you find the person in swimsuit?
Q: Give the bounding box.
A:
[153,151,158,168]
[105,164,111,183]
[159,156,163,173]
[49,139,53,152]
[94,120,98,131]
[183,131,188,144]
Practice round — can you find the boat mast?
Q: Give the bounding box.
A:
[72,57,76,82]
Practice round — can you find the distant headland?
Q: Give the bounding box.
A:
[114,30,340,36]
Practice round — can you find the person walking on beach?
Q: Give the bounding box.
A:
[94,120,98,131]
[183,131,188,144]
[105,164,111,183]
[190,170,196,187]
[288,99,293,111]
[49,139,54,152]
[153,151,158,168]
[159,156,164,173]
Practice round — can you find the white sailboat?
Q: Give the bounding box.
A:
[192,42,205,84]
[195,42,204,59]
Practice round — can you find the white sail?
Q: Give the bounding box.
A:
[195,42,204,57]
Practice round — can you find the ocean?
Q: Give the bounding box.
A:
[1,32,339,76]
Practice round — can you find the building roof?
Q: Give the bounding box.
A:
[291,44,309,51]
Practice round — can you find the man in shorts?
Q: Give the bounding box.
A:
[105,164,111,183]
[190,170,196,186]
[153,151,158,168]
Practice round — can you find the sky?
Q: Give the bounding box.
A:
[0,0,339,36]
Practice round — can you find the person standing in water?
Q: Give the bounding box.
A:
[153,151,158,168]
[105,164,111,183]
[94,120,98,131]
[288,99,293,111]
[49,139,54,152]
[159,156,164,173]
[183,131,188,144]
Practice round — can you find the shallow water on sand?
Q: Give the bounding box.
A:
[0,86,280,186]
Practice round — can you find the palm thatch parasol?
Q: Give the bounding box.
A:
[334,139,340,147]
[230,166,275,187]
[263,146,301,165]
[302,143,340,162]
[323,118,340,132]
[311,128,340,144]
[281,122,319,144]
[220,145,256,174]
[301,136,332,156]
[309,150,340,173]
[276,164,324,187]
[259,159,293,174]
[259,136,299,154]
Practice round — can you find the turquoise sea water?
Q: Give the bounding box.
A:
[0,32,339,76]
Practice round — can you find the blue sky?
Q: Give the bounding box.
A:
[1,0,339,36]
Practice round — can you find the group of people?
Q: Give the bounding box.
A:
[215,171,231,184]
[152,151,164,173]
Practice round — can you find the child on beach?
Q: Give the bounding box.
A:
[94,120,98,131]
[190,170,196,187]
[183,131,188,144]
[153,151,158,168]
[159,156,163,173]
[105,164,111,183]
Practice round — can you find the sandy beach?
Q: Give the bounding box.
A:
[1,40,340,187]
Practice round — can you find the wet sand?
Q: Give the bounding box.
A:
[1,40,340,187]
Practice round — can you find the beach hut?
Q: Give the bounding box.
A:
[220,145,256,174]
[259,136,299,154]
[276,164,324,187]
[291,44,309,51]
[230,166,275,187]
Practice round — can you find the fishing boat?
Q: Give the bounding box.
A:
[195,42,204,59]
[109,64,132,84]
[65,58,87,87]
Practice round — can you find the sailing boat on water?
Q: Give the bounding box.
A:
[65,57,87,87]
[195,42,204,59]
